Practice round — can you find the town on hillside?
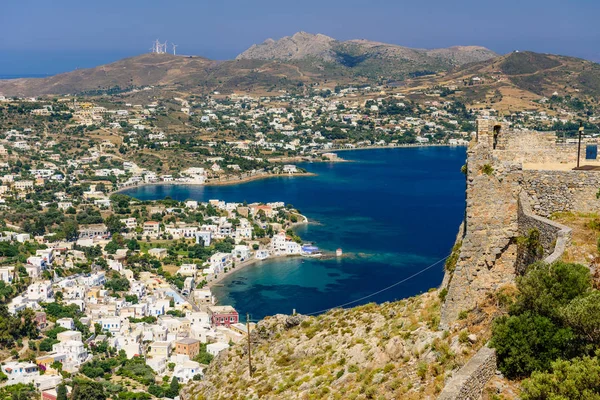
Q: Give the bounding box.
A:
[0,60,598,400]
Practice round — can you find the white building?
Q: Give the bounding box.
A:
[209,253,232,273]
[206,342,230,357]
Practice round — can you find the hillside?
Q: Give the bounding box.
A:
[182,291,497,400]
[405,51,600,112]
[237,32,498,80]
[0,54,337,97]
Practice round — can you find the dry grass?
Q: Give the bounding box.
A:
[551,211,599,265]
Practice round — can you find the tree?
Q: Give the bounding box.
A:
[491,311,575,378]
[104,241,119,254]
[71,381,106,400]
[165,377,179,399]
[127,239,140,251]
[56,384,67,400]
[104,215,124,235]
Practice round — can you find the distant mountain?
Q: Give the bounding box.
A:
[237,31,498,76]
[5,36,598,101]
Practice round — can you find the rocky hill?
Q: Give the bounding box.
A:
[182,291,496,400]
[238,32,338,62]
[237,32,497,68]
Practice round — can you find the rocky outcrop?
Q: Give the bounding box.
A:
[237,32,337,61]
[237,31,497,67]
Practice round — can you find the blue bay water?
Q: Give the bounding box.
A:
[121,147,466,319]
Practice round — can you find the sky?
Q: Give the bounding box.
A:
[1,0,599,75]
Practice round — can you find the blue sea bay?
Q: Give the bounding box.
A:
[121,147,466,319]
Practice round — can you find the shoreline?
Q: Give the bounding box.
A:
[204,212,309,290]
[206,253,303,290]
[313,143,465,153]
[112,172,317,195]
[112,144,466,195]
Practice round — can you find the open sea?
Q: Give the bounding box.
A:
[121,147,466,319]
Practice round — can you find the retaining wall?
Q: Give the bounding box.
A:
[437,346,497,400]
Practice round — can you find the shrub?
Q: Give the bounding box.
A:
[444,241,462,273]
[521,355,600,400]
[490,312,574,378]
[511,261,591,320]
[438,288,448,302]
[481,164,494,175]
[561,291,600,344]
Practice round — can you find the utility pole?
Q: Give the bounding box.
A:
[246,313,253,377]
[577,121,584,168]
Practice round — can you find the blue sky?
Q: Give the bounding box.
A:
[1,0,599,75]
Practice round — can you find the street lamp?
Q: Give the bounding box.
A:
[577,122,584,169]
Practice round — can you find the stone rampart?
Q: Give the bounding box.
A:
[437,346,497,400]
[441,119,584,325]
[440,131,521,325]
[521,170,600,217]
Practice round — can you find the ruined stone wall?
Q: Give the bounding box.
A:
[440,127,521,325]
[440,119,586,326]
[479,118,597,166]
[437,346,497,400]
[521,170,600,217]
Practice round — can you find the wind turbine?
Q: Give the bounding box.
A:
[172,44,178,55]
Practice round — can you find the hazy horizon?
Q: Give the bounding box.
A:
[2,0,599,75]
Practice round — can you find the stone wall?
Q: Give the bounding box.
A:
[482,118,597,166]
[518,191,572,264]
[440,119,586,326]
[437,346,497,400]
[440,126,521,325]
[521,170,600,217]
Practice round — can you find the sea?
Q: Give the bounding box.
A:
[0,74,52,80]
[121,147,466,319]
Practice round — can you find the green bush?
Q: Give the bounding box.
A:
[561,291,600,345]
[511,261,591,320]
[490,312,574,378]
[521,355,600,400]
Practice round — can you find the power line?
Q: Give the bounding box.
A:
[240,254,449,323]
[303,255,449,316]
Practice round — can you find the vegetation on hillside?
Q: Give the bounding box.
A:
[490,261,600,398]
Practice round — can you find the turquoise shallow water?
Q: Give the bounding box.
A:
[121,147,466,319]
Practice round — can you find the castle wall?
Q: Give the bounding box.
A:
[441,119,581,326]
[517,191,572,272]
[440,129,521,325]
[520,170,600,217]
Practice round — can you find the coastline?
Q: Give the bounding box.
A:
[112,172,317,195]
[206,254,303,290]
[313,143,464,153]
[114,144,464,195]
[207,213,309,290]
